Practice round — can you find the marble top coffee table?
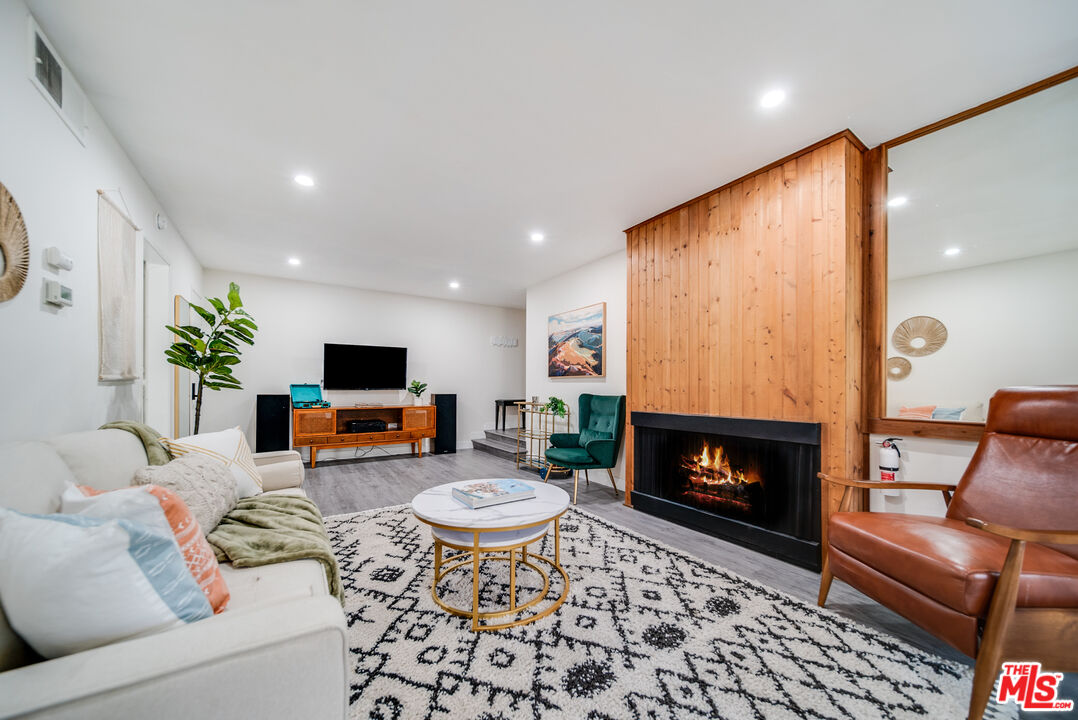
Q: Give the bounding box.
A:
[412,479,570,631]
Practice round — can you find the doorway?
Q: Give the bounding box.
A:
[143,241,172,435]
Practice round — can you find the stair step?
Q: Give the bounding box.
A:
[471,437,520,462]
[479,436,523,453]
[483,428,526,449]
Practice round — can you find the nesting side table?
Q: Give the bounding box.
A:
[411,480,570,631]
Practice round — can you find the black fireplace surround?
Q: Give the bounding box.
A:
[632,412,822,570]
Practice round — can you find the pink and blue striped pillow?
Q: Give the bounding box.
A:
[0,508,212,658]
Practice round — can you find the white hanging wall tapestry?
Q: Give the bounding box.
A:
[97,193,138,381]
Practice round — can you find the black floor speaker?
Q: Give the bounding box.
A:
[256,394,291,453]
[432,393,457,454]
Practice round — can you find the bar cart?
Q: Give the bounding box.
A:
[514,401,571,476]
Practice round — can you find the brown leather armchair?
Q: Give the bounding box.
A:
[818,386,1078,720]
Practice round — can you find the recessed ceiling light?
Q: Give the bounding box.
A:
[293,174,315,187]
[944,247,961,256]
[530,232,545,243]
[888,196,908,208]
[287,257,301,266]
[448,280,460,289]
[759,89,786,109]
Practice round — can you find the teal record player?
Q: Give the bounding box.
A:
[290,384,331,408]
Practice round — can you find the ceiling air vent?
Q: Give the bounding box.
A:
[26,16,88,146]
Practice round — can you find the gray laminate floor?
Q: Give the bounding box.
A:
[304,447,1077,717]
[305,447,962,659]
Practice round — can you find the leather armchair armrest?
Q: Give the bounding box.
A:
[817,472,957,492]
[549,433,580,448]
[966,518,1078,545]
[584,439,617,468]
[819,472,958,512]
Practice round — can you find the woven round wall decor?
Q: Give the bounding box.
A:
[892,315,947,357]
[886,356,912,381]
[0,182,30,303]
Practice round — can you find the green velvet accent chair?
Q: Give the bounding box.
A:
[544,394,626,504]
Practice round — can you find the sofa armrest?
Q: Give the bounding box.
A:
[0,595,347,720]
[549,433,580,448]
[254,450,304,491]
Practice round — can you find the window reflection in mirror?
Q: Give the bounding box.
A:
[885,76,1078,421]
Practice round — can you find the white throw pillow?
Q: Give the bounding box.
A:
[161,427,262,498]
[0,508,212,659]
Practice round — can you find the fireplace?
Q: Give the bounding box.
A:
[632,413,821,569]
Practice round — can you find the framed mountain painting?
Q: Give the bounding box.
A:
[548,302,605,377]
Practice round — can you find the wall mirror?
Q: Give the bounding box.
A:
[868,68,1078,439]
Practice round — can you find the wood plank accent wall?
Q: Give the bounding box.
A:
[624,133,866,523]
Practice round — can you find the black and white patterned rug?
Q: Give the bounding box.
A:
[325,505,1013,720]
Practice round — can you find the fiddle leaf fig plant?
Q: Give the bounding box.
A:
[165,282,258,434]
[408,380,428,398]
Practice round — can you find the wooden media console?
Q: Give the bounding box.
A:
[292,404,436,467]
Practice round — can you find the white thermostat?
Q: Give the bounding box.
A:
[44,279,73,306]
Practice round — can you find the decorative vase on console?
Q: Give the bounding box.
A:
[408,380,428,406]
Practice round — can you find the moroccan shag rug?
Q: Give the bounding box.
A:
[325,505,1013,720]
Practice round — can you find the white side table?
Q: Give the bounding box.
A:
[411,479,570,631]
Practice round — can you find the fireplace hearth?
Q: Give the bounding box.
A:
[632,413,821,569]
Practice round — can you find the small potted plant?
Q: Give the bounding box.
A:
[408,380,428,405]
[543,396,568,417]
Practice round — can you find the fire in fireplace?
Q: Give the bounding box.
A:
[631,412,821,569]
[680,442,762,515]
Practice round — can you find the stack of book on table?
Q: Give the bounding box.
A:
[452,479,535,508]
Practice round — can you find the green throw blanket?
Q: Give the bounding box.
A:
[100,421,172,465]
[207,495,343,604]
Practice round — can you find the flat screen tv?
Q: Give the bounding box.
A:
[323,343,407,390]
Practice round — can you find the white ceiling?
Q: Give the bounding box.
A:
[27,0,1078,307]
[888,76,1078,280]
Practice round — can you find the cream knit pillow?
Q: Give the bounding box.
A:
[161,427,262,498]
[133,455,238,535]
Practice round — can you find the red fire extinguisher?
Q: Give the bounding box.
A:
[878,438,901,482]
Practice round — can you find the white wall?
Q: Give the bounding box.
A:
[867,434,977,516]
[887,249,1078,417]
[199,271,525,460]
[525,251,627,480]
[0,0,202,442]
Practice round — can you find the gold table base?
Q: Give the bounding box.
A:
[425,516,569,631]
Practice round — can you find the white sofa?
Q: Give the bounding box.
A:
[0,429,348,720]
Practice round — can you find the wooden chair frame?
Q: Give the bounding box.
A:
[818,473,1078,720]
